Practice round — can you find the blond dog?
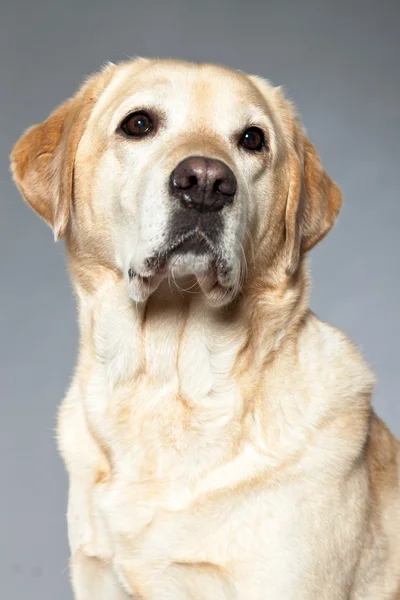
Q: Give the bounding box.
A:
[11,58,400,599]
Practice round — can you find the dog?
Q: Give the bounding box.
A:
[11,58,400,599]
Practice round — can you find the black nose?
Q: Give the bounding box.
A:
[170,156,237,212]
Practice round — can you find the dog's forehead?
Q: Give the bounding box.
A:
[95,59,277,129]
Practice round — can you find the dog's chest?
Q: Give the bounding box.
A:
[74,290,247,560]
[63,295,376,594]
[85,286,244,495]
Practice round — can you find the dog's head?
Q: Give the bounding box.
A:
[11,58,342,306]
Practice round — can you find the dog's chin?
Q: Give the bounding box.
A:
[126,249,238,307]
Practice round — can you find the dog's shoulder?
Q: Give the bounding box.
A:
[295,311,376,401]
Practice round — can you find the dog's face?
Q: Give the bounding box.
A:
[76,60,286,304]
[11,59,342,306]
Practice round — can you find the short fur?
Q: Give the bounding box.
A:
[11,58,400,599]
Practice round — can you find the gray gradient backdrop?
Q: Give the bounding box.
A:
[1,0,399,598]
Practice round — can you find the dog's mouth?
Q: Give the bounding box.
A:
[145,229,220,271]
[127,229,237,306]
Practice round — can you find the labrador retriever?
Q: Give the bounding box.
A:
[11,58,400,599]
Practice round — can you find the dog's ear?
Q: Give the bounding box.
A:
[284,121,343,276]
[10,66,115,240]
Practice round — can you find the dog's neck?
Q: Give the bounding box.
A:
[73,261,309,404]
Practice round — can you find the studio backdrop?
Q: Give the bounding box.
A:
[1,1,399,598]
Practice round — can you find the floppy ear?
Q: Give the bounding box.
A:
[284,124,343,275]
[10,68,114,240]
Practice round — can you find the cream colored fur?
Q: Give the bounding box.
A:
[11,58,400,599]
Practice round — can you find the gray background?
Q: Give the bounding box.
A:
[1,0,399,598]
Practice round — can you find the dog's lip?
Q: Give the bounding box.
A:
[127,268,166,290]
[128,267,153,283]
[128,231,233,289]
[143,229,218,273]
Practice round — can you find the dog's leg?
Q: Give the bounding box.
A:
[71,549,132,600]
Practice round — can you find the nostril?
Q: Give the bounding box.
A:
[188,175,198,188]
[213,178,223,194]
[173,173,198,190]
[216,176,237,196]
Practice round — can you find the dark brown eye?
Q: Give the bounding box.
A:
[120,111,153,137]
[240,127,266,152]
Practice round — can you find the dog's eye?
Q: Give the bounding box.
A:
[120,111,153,137]
[240,127,266,152]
